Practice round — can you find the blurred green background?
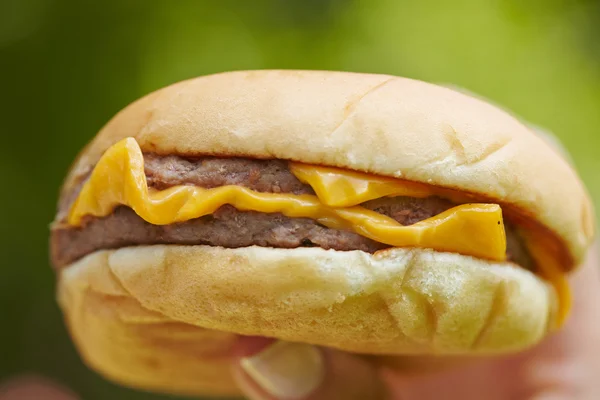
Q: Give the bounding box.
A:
[1,0,599,399]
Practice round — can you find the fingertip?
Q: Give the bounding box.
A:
[231,337,388,400]
[0,375,79,400]
[232,340,325,400]
[232,335,278,358]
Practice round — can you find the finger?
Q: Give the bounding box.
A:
[231,337,389,400]
[0,375,78,400]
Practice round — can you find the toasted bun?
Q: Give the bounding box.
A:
[57,245,556,397]
[58,70,594,271]
[56,248,238,397]
[53,70,593,397]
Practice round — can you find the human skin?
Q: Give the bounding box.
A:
[2,241,598,400]
[2,243,597,400]
[0,376,79,400]
[231,241,600,400]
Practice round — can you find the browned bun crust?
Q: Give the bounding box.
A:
[56,247,239,397]
[52,70,594,397]
[57,245,557,397]
[56,70,594,272]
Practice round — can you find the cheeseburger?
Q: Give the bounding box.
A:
[49,70,595,397]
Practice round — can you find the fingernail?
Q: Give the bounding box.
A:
[240,341,325,399]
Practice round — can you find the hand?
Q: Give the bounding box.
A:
[4,247,597,400]
[0,376,77,400]
[230,242,600,400]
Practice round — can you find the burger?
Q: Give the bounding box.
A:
[49,70,595,397]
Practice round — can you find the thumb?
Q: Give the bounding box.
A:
[231,337,389,400]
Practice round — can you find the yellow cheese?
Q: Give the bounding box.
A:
[289,163,474,206]
[521,233,571,326]
[290,163,435,207]
[67,137,506,261]
[292,158,571,326]
[66,137,568,325]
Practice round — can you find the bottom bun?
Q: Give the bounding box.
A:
[56,245,557,397]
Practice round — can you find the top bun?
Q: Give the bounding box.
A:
[59,70,595,271]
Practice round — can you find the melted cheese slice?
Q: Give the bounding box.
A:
[292,160,571,326]
[290,163,435,207]
[289,163,475,206]
[66,137,569,325]
[68,137,506,261]
[521,232,571,326]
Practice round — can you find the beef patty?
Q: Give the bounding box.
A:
[50,155,533,270]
